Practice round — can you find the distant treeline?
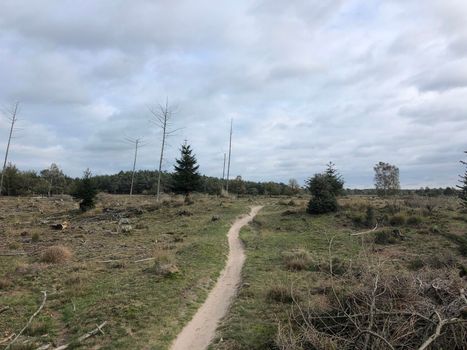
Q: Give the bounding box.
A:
[91,171,301,196]
[344,187,458,197]
[0,163,458,197]
[0,164,300,196]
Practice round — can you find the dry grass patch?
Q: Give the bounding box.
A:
[40,245,72,264]
[0,277,12,289]
[145,250,180,278]
[282,248,312,271]
[266,285,296,303]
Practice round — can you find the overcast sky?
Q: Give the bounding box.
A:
[1,0,466,188]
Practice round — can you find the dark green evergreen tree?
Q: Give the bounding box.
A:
[458,151,467,209]
[172,143,200,194]
[72,169,98,211]
[306,163,344,214]
[325,162,344,196]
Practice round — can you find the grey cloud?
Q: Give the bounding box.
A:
[1,0,467,188]
[413,60,467,92]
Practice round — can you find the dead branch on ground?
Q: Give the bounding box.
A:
[6,291,47,350]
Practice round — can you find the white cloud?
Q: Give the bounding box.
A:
[0,0,466,188]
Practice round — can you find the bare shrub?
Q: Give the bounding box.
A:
[40,245,72,264]
[275,263,467,350]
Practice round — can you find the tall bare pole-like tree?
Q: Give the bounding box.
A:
[226,119,233,193]
[0,102,19,196]
[149,98,179,201]
[124,137,143,196]
[222,152,226,189]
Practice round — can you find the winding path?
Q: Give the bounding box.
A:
[170,206,263,350]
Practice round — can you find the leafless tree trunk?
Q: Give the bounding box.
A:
[0,102,19,196]
[226,119,233,193]
[125,137,141,196]
[222,152,226,190]
[149,99,179,201]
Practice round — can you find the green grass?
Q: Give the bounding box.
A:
[212,196,467,350]
[212,201,361,350]
[0,194,253,349]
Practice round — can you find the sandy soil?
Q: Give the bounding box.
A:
[170,206,263,350]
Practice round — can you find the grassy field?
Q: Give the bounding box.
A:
[0,194,255,349]
[213,196,467,349]
[2,194,466,350]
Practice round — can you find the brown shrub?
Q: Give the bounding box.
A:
[40,245,72,264]
[146,251,179,277]
[276,267,467,350]
[14,263,44,276]
[0,277,12,289]
[283,249,312,271]
[267,285,296,303]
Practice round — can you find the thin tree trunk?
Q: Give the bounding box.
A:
[0,102,19,196]
[226,119,233,193]
[130,139,139,196]
[156,101,168,202]
[222,152,226,191]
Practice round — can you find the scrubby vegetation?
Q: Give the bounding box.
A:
[0,194,253,348]
[214,195,467,350]
[1,158,466,349]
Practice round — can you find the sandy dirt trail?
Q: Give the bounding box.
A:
[170,206,263,350]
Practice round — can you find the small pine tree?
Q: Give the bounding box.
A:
[306,163,344,215]
[172,143,200,194]
[73,169,97,211]
[325,162,344,196]
[458,151,467,209]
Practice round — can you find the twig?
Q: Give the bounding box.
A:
[0,334,15,345]
[133,257,156,263]
[363,272,380,349]
[36,321,107,350]
[350,224,378,236]
[0,251,27,256]
[0,306,10,314]
[6,290,47,349]
[460,289,467,305]
[417,313,466,350]
[355,329,395,350]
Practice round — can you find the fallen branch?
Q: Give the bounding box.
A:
[0,251,27,256]
[133,257,156,263]
[418,312,466,350]
[0,334,15,345]
[97,257,156,263]
[350,224,378,236]
[36,321,107,350]
[355,329,395,350]
[0,306,10,314]
[6,290,47,350]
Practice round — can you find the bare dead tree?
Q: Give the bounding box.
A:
[222,152,226,190]
[124,137,144,196]
[149,99,180,201]
[0,102,20,196]
[226,119,233,193]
